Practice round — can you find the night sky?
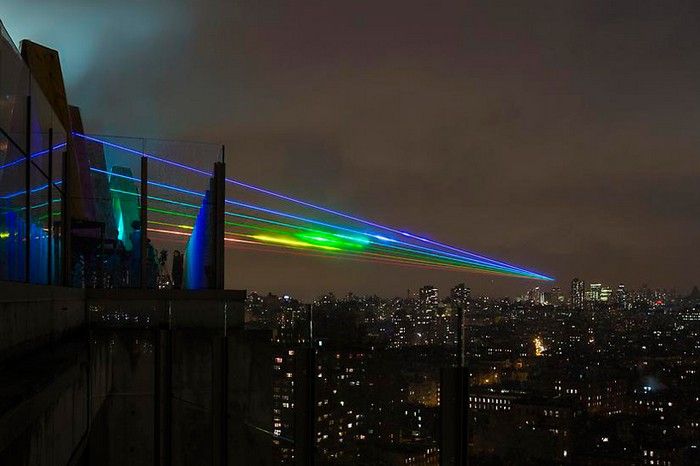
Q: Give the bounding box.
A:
[4,1,699,299]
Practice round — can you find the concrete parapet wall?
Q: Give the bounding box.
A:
[0,282,255,465]
[0,337,114,466]
[0,282,85,363]
[0,352,88,465]
[86,288,245,330]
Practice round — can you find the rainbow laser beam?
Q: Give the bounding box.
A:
[147,226,520,275]
[102,182,541,278]
[81,139,551,279]
[105,184,539,277]
[75,133,552,280]
[96,168,543,277]
[145,201,534,277]
[156,220,531,278]
[154,228,536,276]
[24,174,526,276]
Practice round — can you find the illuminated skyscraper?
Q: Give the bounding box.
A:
[588,283,602,303]
[419,285,439,308]
[571,278,585,309]
[415,286,439,345]
[527,286,545,305]
[615,283,627,309]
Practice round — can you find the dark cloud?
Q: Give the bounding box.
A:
[4,1,699,298]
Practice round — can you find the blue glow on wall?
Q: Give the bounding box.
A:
[184,189,212,289]
[0,210,25,281]
[29,221,49,284]
[0,209,49,283]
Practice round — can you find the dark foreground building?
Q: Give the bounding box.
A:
[0,20,274,465]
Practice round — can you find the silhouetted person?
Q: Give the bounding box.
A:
[172,250,183,289]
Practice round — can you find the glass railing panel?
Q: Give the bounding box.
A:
[0,133,27,282]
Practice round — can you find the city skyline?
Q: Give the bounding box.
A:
[246,278,694,304]
[246,275,700,464]
[3,1,699,297]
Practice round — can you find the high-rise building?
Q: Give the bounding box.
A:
[419,285,439,308]
[615,283,627,309]
[415,286,439,345]
[600,286,613,302]
[272,346,298,464]
[571,278,585,309]
[315,349,369,461]
[527,286,546,305]
[588,283,602,303]
[450,283,471,307]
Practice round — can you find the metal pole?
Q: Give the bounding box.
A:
[213,162,225,289]
[140,155,148,289]
[25,95,31,283]
[306,304,316,466]
[61,147,70,286]
[458,306,467,466]
[154,328,161,466]
[85,296,92,464]
[164,326,172,466]
[221,335,228,466]
[212,334,229,466]
[47,128,53,285]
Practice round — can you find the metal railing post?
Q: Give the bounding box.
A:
[47,127,53,284]
[140,155,148,289]
[25,94,31,283]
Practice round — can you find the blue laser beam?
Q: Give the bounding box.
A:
[0,143,68,171]
[1,180,63,200]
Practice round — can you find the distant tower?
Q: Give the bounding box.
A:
[450,283,471,307]
[615,283,627,309]
[571,278,585,309]
[419,285,439,308]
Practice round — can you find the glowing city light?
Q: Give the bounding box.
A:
[533,336,546,357]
